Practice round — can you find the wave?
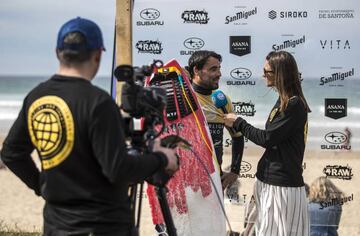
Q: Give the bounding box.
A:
[0,113,18,120]
[0,100,22,107]
[317,106,360,115]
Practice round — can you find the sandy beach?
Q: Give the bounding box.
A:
[0,135,359,235]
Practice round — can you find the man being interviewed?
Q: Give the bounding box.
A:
[0,17,179,236]
[187,50,245,192]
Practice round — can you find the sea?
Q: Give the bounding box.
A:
[0,75,359,151]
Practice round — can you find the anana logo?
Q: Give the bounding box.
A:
[230,68,252,80]
[325,132,347,144]
[140,8,160,20]
[183,37,205,50]
[28,96,74,170]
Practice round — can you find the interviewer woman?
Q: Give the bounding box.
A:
[224,51,311,236]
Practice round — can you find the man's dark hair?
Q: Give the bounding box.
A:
[187,50,222,79]
[57,32,93,65]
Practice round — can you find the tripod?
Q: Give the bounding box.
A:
[128,129,177,236]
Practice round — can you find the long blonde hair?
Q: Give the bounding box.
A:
[266,51,311,113]
[308,176,344,203]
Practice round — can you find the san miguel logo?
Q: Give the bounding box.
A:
[323,165,353,180]
[181,10,209,24]
[232,101,256,116]
[135,40,163,54]
[325,98,347,119]
[321,131,351,150]
[227,67,255,85]
[320,68,354,86]
[137,8,164,26]
[225,7,257,25]
[28,96,74,170]
[319,194,354,210]
[180,37,205,55]
[320,40,350,49]
[272,35,305,51]
[230,36,251,57]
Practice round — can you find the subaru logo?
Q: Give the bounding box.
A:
[183,37,205,50]
[240,161,252,173]
[230,68,252,80]
[140,8,160,20]
[324,132,347,144]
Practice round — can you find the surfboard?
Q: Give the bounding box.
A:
[144,59,226,236]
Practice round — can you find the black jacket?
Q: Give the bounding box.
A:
[233,96,307,187]
[1,75,167,233]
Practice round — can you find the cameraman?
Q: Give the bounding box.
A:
[0,17,178,236]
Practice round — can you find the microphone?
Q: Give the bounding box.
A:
[211,90,237,134]
[211,90,228,114]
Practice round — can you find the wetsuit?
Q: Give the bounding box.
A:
[0,74,168,235]
[192,83,244,175]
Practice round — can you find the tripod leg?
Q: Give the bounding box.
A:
[155,186,177,236]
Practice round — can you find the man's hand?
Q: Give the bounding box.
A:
[221,171,239,189]
[152,139,179,176]
[223,113,238,128]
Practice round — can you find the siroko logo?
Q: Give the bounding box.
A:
[137,8,164,26]
[268,10,277,19]
[135,40,163,54]
[183,37,205,50]
[140,8,160,20]
[268,10,308,19]
[181,10,209,24]
[230,68,252,80]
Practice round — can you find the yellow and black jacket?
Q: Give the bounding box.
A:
[193,83,244,174]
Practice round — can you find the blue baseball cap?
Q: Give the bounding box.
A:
[57,17,105,51]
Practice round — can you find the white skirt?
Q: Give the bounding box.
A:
[254,178,309,236]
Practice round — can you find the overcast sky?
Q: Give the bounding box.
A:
[0,0,116,76]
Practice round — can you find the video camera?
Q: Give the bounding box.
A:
[114,61,178,236]
[114,60,165,118]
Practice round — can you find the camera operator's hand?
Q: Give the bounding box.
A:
[152,139,179,176]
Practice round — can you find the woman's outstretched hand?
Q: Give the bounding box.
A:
[223,113,238,128]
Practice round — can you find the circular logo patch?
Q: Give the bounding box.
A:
[28,96,74,169]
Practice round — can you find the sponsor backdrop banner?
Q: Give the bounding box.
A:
[132,0,359,234]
